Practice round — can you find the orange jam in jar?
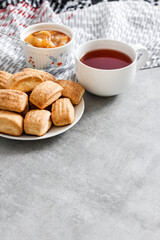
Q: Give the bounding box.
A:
[25,30,71,48]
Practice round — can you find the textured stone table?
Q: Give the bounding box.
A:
[0,67,160,240]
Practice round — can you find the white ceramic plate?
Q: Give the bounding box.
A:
[0,99,85,141]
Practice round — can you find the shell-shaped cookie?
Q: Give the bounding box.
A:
[0,110,23,136]
[23,68,56,82]
[51,98,74,126]
[24,109,52,136]
[7,71,44,92]
[56,80,85,105]
[29,81,63,109]
[0,89,28,113]
[0,71,12,89]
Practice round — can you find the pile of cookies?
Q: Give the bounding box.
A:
[0,69,85,137]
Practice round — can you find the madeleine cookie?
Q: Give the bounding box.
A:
[23,68,56,82]
[24,109,52,136]
[0,110,23,136]
[56,80,85,105]
[0,71,12,89]
[29,81,63,109]
[0,89,28,113]
[7,71,44,92]
[51,98,74,126]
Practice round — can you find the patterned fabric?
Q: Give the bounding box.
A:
[0,0,159,80]
[0,0,159,10]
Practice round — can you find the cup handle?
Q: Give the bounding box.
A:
[132,44,149,71]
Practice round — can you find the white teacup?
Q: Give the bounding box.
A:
[75,39,148,96]
[20,23,74,70]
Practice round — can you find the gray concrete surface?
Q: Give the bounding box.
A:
[0,67,160,240]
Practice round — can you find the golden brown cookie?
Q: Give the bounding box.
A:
[24,109,52,136]
[0,110,23,136]
[51,98,74,126]
[56,80,85,105]
[23,68,56,82]
[0,89,28,113]
[7,71,44,92]
[0,71,12,89]
[29,81,63,109]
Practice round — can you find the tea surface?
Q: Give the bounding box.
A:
[80,49,132,70]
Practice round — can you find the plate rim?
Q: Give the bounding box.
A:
[0,98,85,141]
